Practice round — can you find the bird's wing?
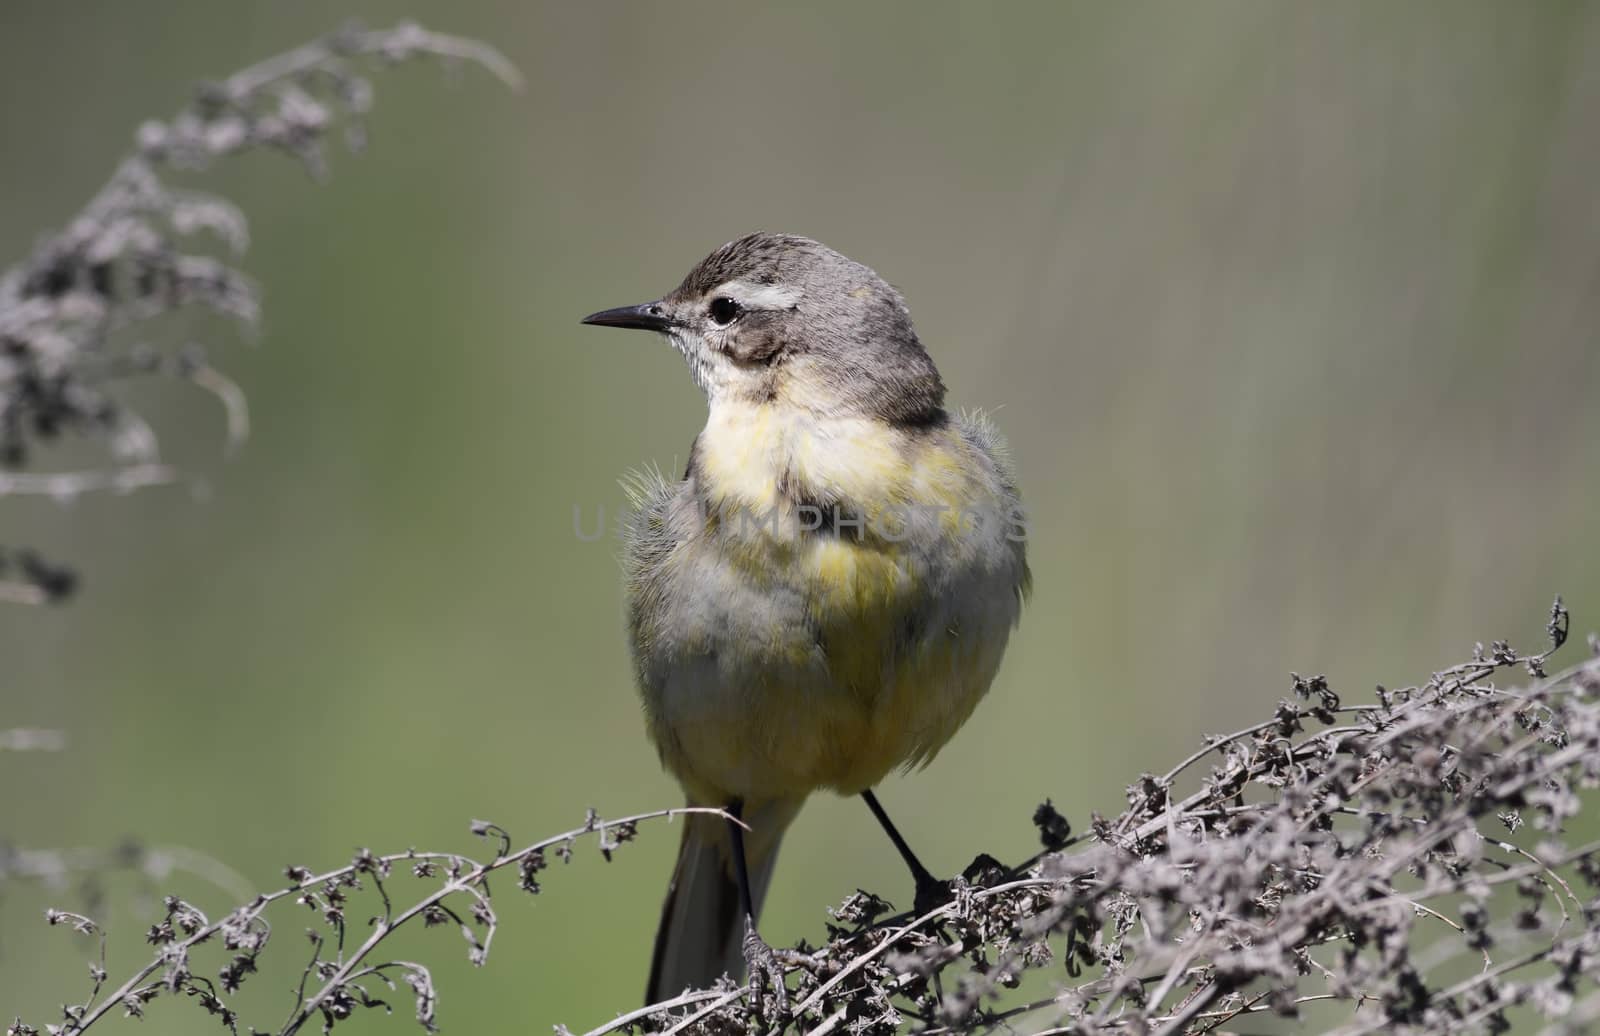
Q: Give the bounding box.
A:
[955,408,1033,602]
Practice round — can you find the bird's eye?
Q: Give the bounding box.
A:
[708,296,741,326]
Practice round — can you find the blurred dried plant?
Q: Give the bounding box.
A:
[0,842,256,930]
[0,21,518,604]
[9,604,1599,1036]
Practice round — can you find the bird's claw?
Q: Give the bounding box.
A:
[742,917,799,1018]
[913,874,954,916]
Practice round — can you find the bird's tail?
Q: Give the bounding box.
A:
[645,797,804,1005]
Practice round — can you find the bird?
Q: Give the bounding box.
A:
[581,233,1030,1004]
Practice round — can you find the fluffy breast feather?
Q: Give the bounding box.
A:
[622,406,1029,803]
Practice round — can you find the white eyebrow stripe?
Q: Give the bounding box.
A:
[715,280,803,310]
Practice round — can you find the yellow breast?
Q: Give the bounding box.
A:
[694,399,997,695]
[696,401,981,539]
[642,402,1026,801]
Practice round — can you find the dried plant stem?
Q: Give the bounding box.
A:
[24,808,727,1036]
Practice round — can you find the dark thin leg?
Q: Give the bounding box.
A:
[726,798,792,1015]
[861,789,948,912]
[727,798,756,920]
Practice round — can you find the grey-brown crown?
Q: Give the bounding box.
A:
[672,233,947,425]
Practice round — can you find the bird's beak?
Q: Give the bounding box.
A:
[580,301,672,333]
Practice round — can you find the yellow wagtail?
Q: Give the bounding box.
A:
[582,233,1030,1001]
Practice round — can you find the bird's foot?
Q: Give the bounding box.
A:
[912,874,953,916]
[913,854,1009,916]
[742,917,803,1018]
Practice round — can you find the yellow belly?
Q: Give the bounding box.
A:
[651,565,1012,805]
[645,404,1019,803]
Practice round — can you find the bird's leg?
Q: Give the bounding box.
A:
[727,800,792,1016]
[861,789,950,914]
[728,799,758,918]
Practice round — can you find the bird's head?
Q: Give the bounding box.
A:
[582,233,945,425]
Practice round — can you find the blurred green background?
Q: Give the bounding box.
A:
[3,1,1599,1030]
